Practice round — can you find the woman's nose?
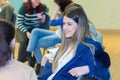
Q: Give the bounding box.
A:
[63,24,68,30]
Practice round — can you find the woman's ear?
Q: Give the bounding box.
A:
[10,38,16,49]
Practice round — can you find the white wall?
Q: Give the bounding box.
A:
[74,0,120,30]
[10,0,120,30]
[41,0,120,30]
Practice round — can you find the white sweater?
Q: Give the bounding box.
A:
[0,59,37,80]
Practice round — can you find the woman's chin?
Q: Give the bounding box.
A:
[65,35,72,38]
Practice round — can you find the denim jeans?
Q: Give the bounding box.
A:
[27,28,61,64]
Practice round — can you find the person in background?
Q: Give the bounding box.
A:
[0,0,14,22]
[0,19,37,80]
[16,0,49,75]
[39,6,109,80]
[26,0,73,75]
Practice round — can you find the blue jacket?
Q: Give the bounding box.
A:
[39,38,110,80]
[49,16,63,28]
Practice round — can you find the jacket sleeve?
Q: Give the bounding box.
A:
[52,46,95,80]
[39,14,50,30]
[49,16,63,27]
[77,48,95,77]
[70,47,95,77]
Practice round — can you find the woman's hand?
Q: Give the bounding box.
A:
[26,32,31,39]
[40,14,46,23]
[68,66,89,77]
[37,13,46,23]
[54,3,60,13]
[55,43,61,47]
[37,13,43,19]
[51,3,61,19]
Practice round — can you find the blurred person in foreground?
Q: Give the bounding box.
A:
[0,19,37,80]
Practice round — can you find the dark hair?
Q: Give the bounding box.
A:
[0,19,15,67]
[54,0,72,13]
[63,3,83,15]
[65,7,88,27]
[23,0,43,14]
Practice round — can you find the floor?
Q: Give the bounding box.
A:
[99,30,120,80]
[14,29,120,80]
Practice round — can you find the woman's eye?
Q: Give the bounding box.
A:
[68,23,72,26]
[63,22,65,25]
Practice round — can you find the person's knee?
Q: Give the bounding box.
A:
[32,28,40,34]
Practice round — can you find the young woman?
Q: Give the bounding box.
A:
[39,3,103,77]
[39,7,110,80]
[0,19,37,80]
[16,0,49,68]
[26,0,73,70]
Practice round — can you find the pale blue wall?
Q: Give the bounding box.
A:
[9,0,24,14]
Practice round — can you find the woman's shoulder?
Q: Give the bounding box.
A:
[13,60,34,71]
[0,59,37,80]
[76,38,103,54]
[1,59,35,74]
[13,60,37,78]
[76,42,90,54]
[18,5,26,15]
[85,38,103,50]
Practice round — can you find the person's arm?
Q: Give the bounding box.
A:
[16,5,28,33]
[16,5,31,38]
[40,14,46,23]
[49,3,63,27]
[51,3,60,20]
[41,55,49,67]
[68,46,95,78]
[39,14,50,30]
[5,4,14,21]
[50,16,63,26]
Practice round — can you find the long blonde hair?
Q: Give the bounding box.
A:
[52,7,95,72]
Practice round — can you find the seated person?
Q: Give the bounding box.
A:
[0,19,37,80]
[39,1,104,75]
[39,7,110,80]
[15,0,49,75]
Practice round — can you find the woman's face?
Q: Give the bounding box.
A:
[63,16,78,38]
[31,0,39,8]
